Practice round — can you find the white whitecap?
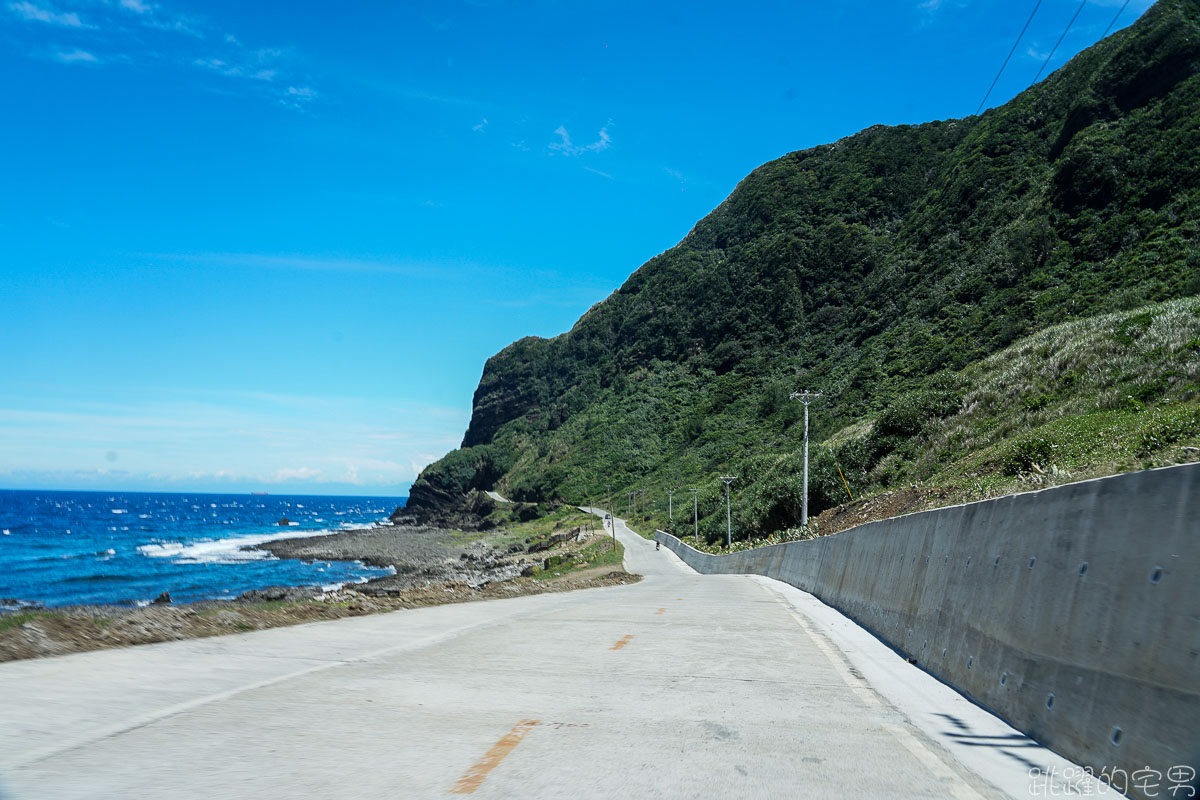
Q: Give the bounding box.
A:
[136,527,335,565]
[111,509,127,514]
[2,529,9,535]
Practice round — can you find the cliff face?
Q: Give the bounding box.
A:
[408,0,1200,533]
[461,337,552,448]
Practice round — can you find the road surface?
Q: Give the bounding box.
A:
[0,513,1100,799]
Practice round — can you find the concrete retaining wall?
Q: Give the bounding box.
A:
[657,464,1200,794]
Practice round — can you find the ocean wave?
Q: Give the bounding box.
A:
[62,573,135,583]
[111,509,127,514]
[136,527,341,565]
[58,549,117,560]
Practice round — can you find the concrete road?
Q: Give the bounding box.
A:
[0,514,1102,799]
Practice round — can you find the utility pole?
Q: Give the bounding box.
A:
[689,488,699,544]
[789,390,823,527]
[667,489,675,532]
[719,476,737,547]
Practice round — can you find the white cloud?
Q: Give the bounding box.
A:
[272,466,323,482]
[0,392,466,494]
[583,166,612,179]
[195,51,305,101]
[9,0,314,109]
[54,48,97,63]
[549,124,612,156]
[551,125,574,150]
[8,1,84,27]
[472,117,488,133]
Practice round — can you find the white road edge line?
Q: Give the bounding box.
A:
[751,575,1115,799]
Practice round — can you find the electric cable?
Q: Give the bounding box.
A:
[976,0,1045,114]
[1030,0,1089,86]
[1101,0,1132,39]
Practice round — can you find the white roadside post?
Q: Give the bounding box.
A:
[667,489,675,533]
[789,390,822,527]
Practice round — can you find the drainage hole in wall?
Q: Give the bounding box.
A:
[1045,693,1055,710]
[944,556,949,563]
[967,656,974,669]
[1029,557,1037,569]
[1150,566,1163,584]
[993,556,1000,567]
[1110,726,1123,746]
[1000,672,1008,686]
[1079,562,1088,576]
[942,648,948,659]
[966,557,972,567]
[922,640,927,650]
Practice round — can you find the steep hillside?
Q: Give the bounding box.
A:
[408,0,1200,541]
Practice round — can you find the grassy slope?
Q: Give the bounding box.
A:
[410,0,1200,544]
[680,296,1200,551]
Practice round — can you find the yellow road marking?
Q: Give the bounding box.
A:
[610,634,635,650]
[450,719,540,794]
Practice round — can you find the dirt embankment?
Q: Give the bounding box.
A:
[810,488,948,536]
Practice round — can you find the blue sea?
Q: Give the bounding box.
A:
[0,490,405,609]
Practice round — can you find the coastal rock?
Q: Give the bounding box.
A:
[237,586,320,604]
[277,517,291,527]
[151,591,171,605]
[0,598,42,612]
[389,489,497,531]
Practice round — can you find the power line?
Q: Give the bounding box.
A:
[1031,0,1089,86]
[1101,0,1132,39]
[977,0,1045,114]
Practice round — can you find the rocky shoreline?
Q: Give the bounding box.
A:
[254,523,538,595]
[1,505,638,663]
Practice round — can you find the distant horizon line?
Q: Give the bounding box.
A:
[0,486,410,499]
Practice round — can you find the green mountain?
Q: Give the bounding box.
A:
[407,0,1200,541]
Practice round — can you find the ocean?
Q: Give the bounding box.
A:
[0,489,405,609]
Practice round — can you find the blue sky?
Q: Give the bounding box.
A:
[0,0,1153,496]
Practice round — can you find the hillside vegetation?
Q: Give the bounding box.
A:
[409,0,1200,545]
